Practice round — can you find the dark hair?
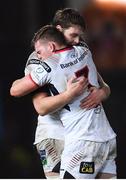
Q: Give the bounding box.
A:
[52,8,86,30]
[31,25,67,46]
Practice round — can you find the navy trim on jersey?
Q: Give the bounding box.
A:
[26,59,51,73]
[27,59,40,66]
[52,161,61,173]
[76,41,89,49]
[49,84,70,111]
[40,61,51,72]
[63,171,75,179]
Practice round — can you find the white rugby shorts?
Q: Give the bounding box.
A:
[36,138,64,173]
[60,138,117,179]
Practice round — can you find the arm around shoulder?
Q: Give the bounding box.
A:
[97,72,111,101]
[32,76,88,116]
[10,74,39,97]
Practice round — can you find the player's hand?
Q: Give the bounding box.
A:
[66,76,89,98]
[80,86,105,109]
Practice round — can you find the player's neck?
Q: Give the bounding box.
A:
[53,45,72,53]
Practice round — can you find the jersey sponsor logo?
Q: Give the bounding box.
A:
[79,162,94,174]
[49,84,70,111]
[60,50,88,69]
[27,59,51,73]
[27,59,40,66]
[60,59,78,69]
[40,61,51,73]
[70,52,78,58]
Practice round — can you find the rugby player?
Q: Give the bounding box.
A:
[10,25,117,179]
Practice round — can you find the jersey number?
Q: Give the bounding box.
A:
[75,66,92,88]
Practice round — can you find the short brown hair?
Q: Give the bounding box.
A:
[52,8,86,30]
[32,25,67,46]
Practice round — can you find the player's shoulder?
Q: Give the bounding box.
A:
[25,51,52,75]
[39,61,52,73]
[75,41,92,56]
[28,51,37,59]
[26,51,40,67]
[74,42,89,53]
[78,41,89,49]
[74,41,88,50]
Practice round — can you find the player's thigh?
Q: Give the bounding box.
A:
[36,138,64,172]
[97,138,117,179]
[96,172,117,179]
[97,160,117,179]
[60,140,115,179]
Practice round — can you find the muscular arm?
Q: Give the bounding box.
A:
[10,71,88,115]
[32,76,88,115]
[10,74,39,97]
[33,91,74,116]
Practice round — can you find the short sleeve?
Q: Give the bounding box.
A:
[30,64,50,86]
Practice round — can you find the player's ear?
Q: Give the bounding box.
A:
[48,42,56,52]
[56,25,63,32]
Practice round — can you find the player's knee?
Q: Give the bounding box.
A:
[96,172,117,179]
[45,172,59,179]
[110,175,117,179]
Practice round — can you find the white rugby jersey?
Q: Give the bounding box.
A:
[29,46,116,143]
[25,52,64,144]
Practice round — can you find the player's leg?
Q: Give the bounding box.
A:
[60,140,116,179]
[36,138,64,179]
[96,172,116,179]
[60,140,99,179]
[96,138,117,179]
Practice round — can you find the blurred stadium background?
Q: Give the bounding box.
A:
[0,0,126,178]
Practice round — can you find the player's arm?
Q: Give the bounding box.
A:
[10,74,39,97]
[10,63,49,97]
[33,76,88,116]
[80,72,111,109]
[97,72,110,99]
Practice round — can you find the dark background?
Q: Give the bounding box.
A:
[0,0,126,178]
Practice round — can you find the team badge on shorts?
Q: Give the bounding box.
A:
[79,162,94,174]
[39,149,47,165]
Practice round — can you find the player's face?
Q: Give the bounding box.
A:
[35,40,53,60]
[61,25,84,45]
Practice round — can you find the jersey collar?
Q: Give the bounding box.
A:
[53,46,73,54]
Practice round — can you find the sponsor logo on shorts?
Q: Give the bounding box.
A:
[79,162,94,174]
[39,149,47,165]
